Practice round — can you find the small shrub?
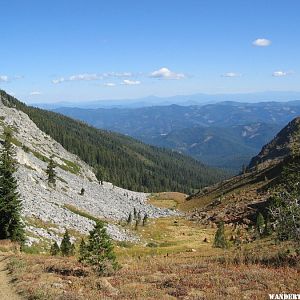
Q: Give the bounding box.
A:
[146,242,158,248]
[22,245,41,254]
[126,212,132,225]
[213,221,229,249]
[60,229,74,256]
[256,212,265,236]
[50,241,60,256]
[80,188,85,196]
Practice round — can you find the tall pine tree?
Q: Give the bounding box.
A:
[0,130,25,243]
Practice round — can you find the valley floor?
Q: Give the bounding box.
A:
[2,214,299,300]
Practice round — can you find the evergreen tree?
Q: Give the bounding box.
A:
[133,208,137,220]
[137,211,142,225]
[270,190,300,244]
[256,212,265,236]
[60,229,73,256]
[0,130,25,244]
[50,241,60,255]
[96,167,105,185]
[134,219,139,230]
[46,156,57,186]
[263,217,272,237]
[269,156,300,245]
[80,188,85,196]
[213,221,228,249]
[142,214,148,226]
[79,238,87,262]
[80,221,118,275]
[126,212,132,225]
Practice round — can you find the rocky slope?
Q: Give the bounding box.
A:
[185,116,300,226]
[248,117,300,169]
[0,95,179,245]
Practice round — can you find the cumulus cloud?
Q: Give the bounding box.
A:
[272,70,293,77]
[252,38,271,47]
[221,72,241,78]
[122,79,141,85]
[103,82,116,87]
[30,91,42,96]
[150,67,185,80]
[0,75,9,82]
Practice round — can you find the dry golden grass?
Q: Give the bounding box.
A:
[0,240,20,253]
[148,192,187,209]
[3,216,300,300]
[117,217,217,259]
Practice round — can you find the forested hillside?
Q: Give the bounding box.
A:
[53,101,300,171]
[0,90,227,193]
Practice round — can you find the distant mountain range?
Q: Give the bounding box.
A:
[33,91,300,109]
[1,90,227,193]
[53,100,300,172]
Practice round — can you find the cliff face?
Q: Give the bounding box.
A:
[248,117,300,169]
[0,94,178,246]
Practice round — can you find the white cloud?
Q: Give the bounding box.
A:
[52,77,65,84]
[122,79,141,85]
[0,75,24,83]
[52,73,102,84]
[0,75,9,82]
[150,67,185,80]
[103,82,116,87]
[252,38,271,47]
[30,91,42,96]
[69,73,101,81]
[272,70,293,77]
[13,75,24,80]
[221,72,241,78]
[52,72,135,84]
[103,72,133,78]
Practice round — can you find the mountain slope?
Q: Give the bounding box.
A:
[53,101,300,171]
[0,94,181,245]
[248,117,300,168]
[0,90,227,193]
[147,123,280,171]
[183,116,300,226]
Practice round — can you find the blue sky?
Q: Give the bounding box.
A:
[0,0,300,103]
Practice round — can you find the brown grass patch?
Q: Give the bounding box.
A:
[148,192,187,209]
[4,217,300,299]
